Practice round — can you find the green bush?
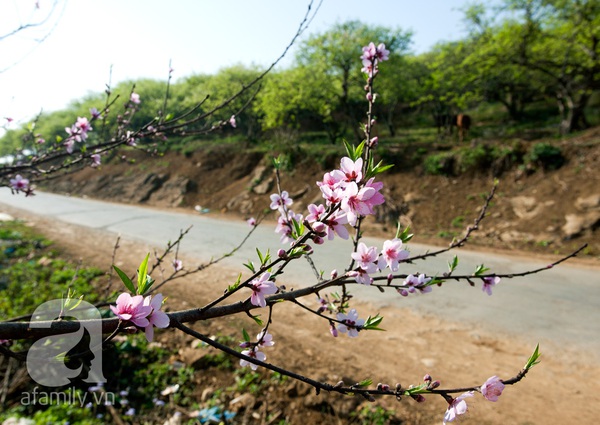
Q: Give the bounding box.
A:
[526,143,565,170]
[423,152,455,176]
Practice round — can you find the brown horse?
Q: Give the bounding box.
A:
[453,114,471,143]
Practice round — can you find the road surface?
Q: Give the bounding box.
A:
[1,190,598,354]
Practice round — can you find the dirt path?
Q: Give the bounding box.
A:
[5,206,600,424]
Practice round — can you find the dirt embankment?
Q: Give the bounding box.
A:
[48,131,600,262]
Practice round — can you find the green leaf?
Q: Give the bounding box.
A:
[250,314,263,326]
[474,264,490,276]
[68,295,84,311]
[396,224,414,243]
[343,140,365,161]
[164,113,174,121]
[243,261,256,273]
[356,379,373,388]
[404,384,428,395]
[448,255,459,273]
[137,253,151,294]
[272,156,282,170]
[291,218,304,239]
[228,273,242,292]
[524,343,541,370]
[256,248,264,265]
[242,328,250,342]
[113,265,136,293]
[363,314,385,331]
[366,158,394,179]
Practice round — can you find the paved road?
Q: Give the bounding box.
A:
[1,190,599,354]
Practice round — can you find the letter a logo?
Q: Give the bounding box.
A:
[27,299,106,387]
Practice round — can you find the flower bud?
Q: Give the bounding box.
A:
[277,249,287,259]
[411,394,426,403]
[387,273,393,284]
[397,289,408,297]
[423,374,432,383]
[330,324,338,338]
[312,236,324,245]
[429,380,441,389]
[312,221,326,234]
[369,136,379,148]
[330,269,338,279]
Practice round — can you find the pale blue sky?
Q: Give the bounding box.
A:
[0,0,475,129]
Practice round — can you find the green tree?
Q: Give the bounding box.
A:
[468,0,600,133]
[176,65,263,141]
[255,66,342,142]
[295,20,412,142]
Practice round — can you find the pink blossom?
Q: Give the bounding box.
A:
[229,115,237,128]
[130,93,141,104]
[340,157,363,183]
[76,116,92,135]
[240,347,266,370]
[306,203,326,223]
[257,330,274,347]
[64,138,75,154]
[336,309,365,337]
[482,276,500,295]
[351,242,379,273]
[249,272,278,308]
[375,43,390,61]
[143,293,170,342]
[361,61,378,77]
[110,293,152,328]
[443,392,474,424]
[126,131,137,146]
[348,268,373,285]
[381,239,409,272]
[361,42,378,62]
[36,138,45,144]
[90,107,102,119]
[404,273,433,294]
[361,42,390,62]
[363,178,385,208]
[340,182,377,226]
[320,184,344,206]
[481,376,505,402]
[91,153,101,167]
[324,211,349,240]
[275,210,303,244]
[269,191,293,211]
[172,259,183,272]
[65,125,82,143]
[317,170,344,190]
[9,175,29,193]
[246,217,256,227]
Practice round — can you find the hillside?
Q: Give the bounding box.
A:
[47,128,600,261]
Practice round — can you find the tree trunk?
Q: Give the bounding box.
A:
[557,90,590,134]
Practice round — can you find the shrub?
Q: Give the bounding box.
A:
[526,143,565,170]
[423,152,455,176]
